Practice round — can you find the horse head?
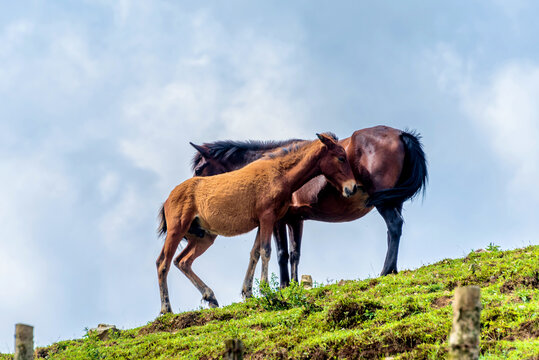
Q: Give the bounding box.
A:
[316,133,358,198]
[190,142,230,177]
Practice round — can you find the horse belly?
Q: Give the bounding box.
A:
[196,190,258,237]
[305,189,372,223]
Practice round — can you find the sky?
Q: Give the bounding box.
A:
[1,0,539,351]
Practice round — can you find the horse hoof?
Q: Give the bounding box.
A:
[241,290,252,299]
[202,292,219,308]
[380,268,398,276]
[160,307,173,315]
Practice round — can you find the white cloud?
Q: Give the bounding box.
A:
[462,63,539,204]
[0,154,72,314]
[98,172,120,202]
[118,10,310,190]
[429,46,539,206]
[0,20,33,90]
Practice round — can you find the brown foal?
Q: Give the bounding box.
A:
[156,133,357,314]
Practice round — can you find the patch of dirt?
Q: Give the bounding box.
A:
[139,309,245,336]
[35,347,50,359]
[35,340,83,358]
[249,348,288,360]
[249,324,264,331]
[504,319,539,340]
[500,274,539,294]
[139,312,208,335]
[334,337,419,359]
[431,295,452,309]
[307,346,329,360]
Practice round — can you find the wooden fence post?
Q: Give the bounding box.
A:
[14,323,33,360]
[224,339,243,360]
[300,275,313,289]
[449,286,481,360]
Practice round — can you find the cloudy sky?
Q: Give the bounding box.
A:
[2,0,539,351]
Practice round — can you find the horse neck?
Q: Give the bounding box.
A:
[230,150,265,171]
[278,143,325,192]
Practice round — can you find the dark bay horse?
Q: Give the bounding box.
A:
[190,126,427,292]
[156,133,357,313]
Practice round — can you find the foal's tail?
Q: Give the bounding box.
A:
[366,130,428,207]
[157,204,167,237]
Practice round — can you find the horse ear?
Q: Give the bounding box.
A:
[316,133,337,149]
[190,142,211,158]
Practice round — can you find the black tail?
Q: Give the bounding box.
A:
[366,130,428,207]
[157,204,167,237]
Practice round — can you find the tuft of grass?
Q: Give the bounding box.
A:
[2,245,538,359]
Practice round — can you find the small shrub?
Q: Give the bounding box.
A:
[486,243,501,252]
[253,274,321,312]
[327,297,382,328]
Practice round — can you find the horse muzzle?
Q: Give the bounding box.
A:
[342,182,358,198]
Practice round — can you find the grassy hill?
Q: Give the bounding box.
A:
[2,245,538,359]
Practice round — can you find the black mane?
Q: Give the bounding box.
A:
[191,138,304,170]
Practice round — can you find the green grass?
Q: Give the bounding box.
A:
[3,245,539,359]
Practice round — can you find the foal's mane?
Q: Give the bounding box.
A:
[191,138,303,170]
[263,132,339,159]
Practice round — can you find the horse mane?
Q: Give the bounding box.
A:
[263,132,339,159]
[191,138,304,170]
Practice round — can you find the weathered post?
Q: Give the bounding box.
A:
[224,339,243,360]
[449,286,481,360]
[14,323,34,360]
[300,275,313,290]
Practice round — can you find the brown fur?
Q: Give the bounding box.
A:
[156,133,357,314]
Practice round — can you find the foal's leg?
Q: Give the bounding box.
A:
[259,216,277,286]
[241,217,274,298]
[288,218,304,283]
[376,203,404,275]
[174,233,219,308]
[156,216,193,314]
[241,229,261,298]
[273,219,290,288]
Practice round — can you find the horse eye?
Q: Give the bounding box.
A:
[194,166,204,176]
[338,156,345,163]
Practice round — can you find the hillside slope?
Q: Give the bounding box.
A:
[3,245,538,359]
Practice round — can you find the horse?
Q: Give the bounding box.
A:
[156,133,358,314]
[189,125,427,294]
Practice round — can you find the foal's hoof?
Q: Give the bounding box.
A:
[160,306,173,315]
[241,289,253,299]
[203,296,219,308]
[202,292,219,308]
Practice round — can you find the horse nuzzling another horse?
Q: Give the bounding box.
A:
[156,133,358,314]
[190,125,427,291]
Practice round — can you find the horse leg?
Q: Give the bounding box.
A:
[377,204,404,275]
[241,228,261,298]
[288,218,304,283]
[156,216,193,314]
[174,233,219,308]
[259,217,276,286]
[273,219,290,288]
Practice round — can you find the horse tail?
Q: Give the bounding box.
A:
[157,204,167,237]
[366,130,428,207]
